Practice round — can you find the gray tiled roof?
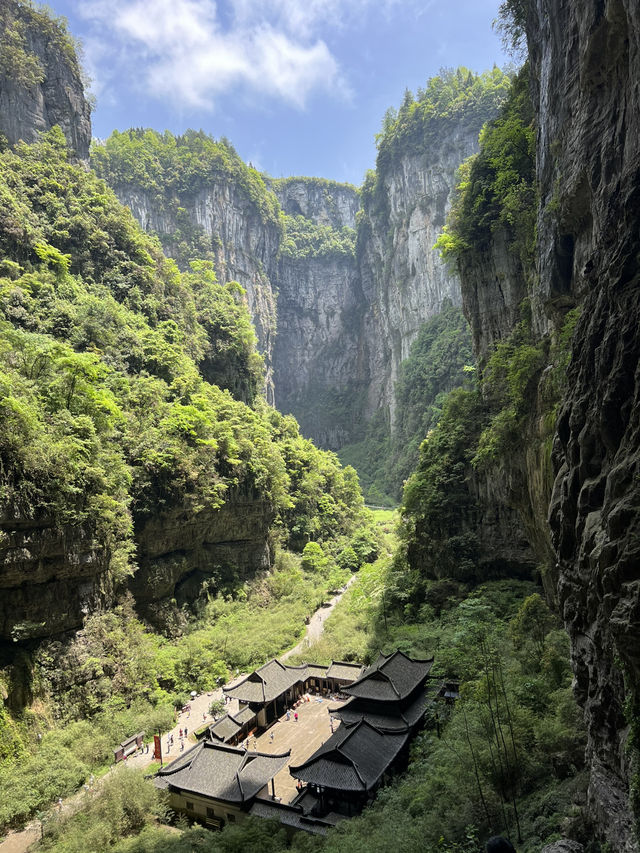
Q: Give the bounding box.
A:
[326,661,365,681]
[209,715,241,743]
[156,741,290,803]
[304,663,330,678]
[285,662,329,681]
[289,720,408,792]
[223,659,301,704]
[249,798,340,835]
[232,706,256,725]
[331,685,433,731]
[343,651,433,701]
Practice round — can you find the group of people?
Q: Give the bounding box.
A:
[165,726,189,753]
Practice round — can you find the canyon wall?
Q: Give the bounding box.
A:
[358,134,474,426]
[0,1,91,161]
[455,3,640,848]
[112,181,280,403]
[101,90,502,450]
[531,1,640,848]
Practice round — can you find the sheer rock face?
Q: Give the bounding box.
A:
[272,253,366,449]
[0,482,274,642]
[532,1,640,847]
[270,138,475,447]
[0,3,91,162]
[272,178,359,229]
[113,183,280,403]
[458,227,528,365]
[467,467,539,580]
[131,484,274,613]
[456,3,640,844]
[0,515,111,640]
[267,180,363,447]
[358,139,474,426]
[110,129,478,448]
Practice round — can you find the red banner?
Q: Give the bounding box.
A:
[153,734,162,761]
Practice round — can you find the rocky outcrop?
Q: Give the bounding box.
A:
[0,482,275,642]
[524,1,640,849]
[131,483,274,613]
[0,514,110,640]
[0,1,91,161]
[271,177,359,229]
[458,227,529,365]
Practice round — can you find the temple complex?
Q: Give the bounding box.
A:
[156,651,440,835]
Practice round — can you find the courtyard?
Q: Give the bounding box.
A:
[247,695,345,804]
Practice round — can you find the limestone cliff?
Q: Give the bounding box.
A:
[529,0,640,848]
[358,138,471,425]
[130,484,274,617]
[0,0,91,161]
[454,2,640,848]
[271,88,507,443]
[97,71,508,451]
[272,250,365,448]
[0,514,111,640]
[270,128,486,449]
[111,179,280,403]
[270,176,359,229]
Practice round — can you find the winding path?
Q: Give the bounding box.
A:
[279,574,356,661]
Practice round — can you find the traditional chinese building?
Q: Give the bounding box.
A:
[159,651,439,834]
[221,658,364,730]
[154,740,291,829]
[289,651,435,817]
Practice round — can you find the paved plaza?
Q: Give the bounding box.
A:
[248,696,345,804]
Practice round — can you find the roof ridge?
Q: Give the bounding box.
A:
[236,766,245,799]
[376,668,400,697]
[157,740,205,776]
[337,717,374,744]
[338,746,366,787]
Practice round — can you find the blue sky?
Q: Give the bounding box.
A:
[53,0,509,185]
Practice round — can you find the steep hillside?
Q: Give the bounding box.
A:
[0,0,90,160]
[91,130,281,401]
[0,2,367,646]
[0,127,365,642]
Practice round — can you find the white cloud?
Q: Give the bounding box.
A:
[78,0,409,112]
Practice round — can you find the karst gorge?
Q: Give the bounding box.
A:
[0,0,639,851]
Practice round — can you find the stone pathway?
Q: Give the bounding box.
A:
[251,695,345,804]
[0,684,245,853]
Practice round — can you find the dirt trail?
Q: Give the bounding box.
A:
[280,574,356,661]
